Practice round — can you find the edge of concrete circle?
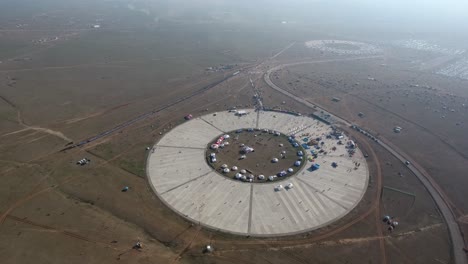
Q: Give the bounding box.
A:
[145,109,370,237]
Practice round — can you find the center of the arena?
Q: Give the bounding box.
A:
[147,109,369,236]
[206,129,306,183]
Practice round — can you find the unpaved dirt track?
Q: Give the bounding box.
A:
[377,137,467,264]
[63,42,297,151]
[0,95,72,142]
[62,71,243,150]
[270,42,296,60]
[264,59,468,264]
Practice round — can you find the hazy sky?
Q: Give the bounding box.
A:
[260,0,468,35]
[1,0,466,38]
[171,0,468,30]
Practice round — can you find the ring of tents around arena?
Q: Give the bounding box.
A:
[206,128,308,183]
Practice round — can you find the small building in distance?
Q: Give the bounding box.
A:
[236,110,247,116]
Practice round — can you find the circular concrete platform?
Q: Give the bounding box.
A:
[305,40,381,55]
[147,110,369,236]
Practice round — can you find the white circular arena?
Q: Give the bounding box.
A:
[305,40,381,55]
[147,110,369,236]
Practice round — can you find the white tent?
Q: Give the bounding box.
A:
[236,110,247,116]
[242,146,254,154]
[221,164,228,168]
[286,183,294,189]
[258,175,265,180]
[205,245,214,253]
[224,134,230,139]
[275,185,284,191]
[223,168,230,173]
[294,161,301,167]
[268,176,276,181]
[240,169,247,174]
[272,158,279,163]
[235,173,242,179]
[287,168,294,173]
[231,166,238,171]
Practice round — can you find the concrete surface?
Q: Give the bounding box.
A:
[147,110,369,236]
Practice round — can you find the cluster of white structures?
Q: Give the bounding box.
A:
[210,134,230,150]
[393,39,466,55]
[212,130,302,183]
[234,171,255,182]
[436,58,468,80]
[147,109,369,236]
[287,124,311,135]
[76,158,90,166]
[304,40,381,55]
[383,215,399,231]
[220,160,261,183]
[275,183,294,191]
